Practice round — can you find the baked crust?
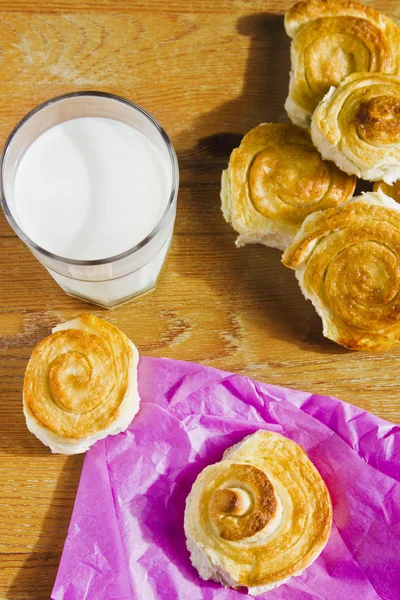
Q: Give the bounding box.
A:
[373,180,400,202]
[184,431,332,592]
[24,314,134,438]
[282,192,400,351]
[221,123,355,248]
[284,0,400,126]
[311,72,400,183]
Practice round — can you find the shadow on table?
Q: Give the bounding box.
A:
[7,457,82,600]
[174,13,345,355]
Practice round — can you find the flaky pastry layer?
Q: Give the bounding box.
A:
[285,0,400,126]
[374,180,400,203]
[184,431,332,595]
[221,123,355,250]
[23,314,140,453]
[282,191,400,351]
[311,72,400,183]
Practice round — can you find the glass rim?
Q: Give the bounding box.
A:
[0,90,179,267]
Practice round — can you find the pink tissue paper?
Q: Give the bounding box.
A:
[52,357,400,600]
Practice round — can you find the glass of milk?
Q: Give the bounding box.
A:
[0,92,178,308]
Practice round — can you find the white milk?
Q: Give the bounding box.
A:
[12,117,174,306]
[14,117,171,260]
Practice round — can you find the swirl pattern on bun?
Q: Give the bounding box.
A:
[184,431,332,595]
[311,72,400,183]
[285,0,400,127]
[23,314,140,454]
[221,123,355,251]
[282,192,400,351]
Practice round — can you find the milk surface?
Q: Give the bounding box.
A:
[13,117,171,260]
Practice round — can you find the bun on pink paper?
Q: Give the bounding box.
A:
[52,357,400,600]
[184,431,332,595]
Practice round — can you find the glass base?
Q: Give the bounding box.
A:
[64,284,156,309]
[46,230,173,308]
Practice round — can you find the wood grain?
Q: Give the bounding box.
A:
[0,1,400,598]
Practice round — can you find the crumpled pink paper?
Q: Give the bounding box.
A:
[52,357,400,600]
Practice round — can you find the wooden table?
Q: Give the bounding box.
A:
[1,0,399,597]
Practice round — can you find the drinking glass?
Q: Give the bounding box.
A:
[0,92,179,308]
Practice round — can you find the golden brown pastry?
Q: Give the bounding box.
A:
[285,0,400,127]
[221,123,355,251]
[23,314,140,454]
[282,191,400,351]
[311,72,400,183]
[184,431,332,595]
[373,180,400,203]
